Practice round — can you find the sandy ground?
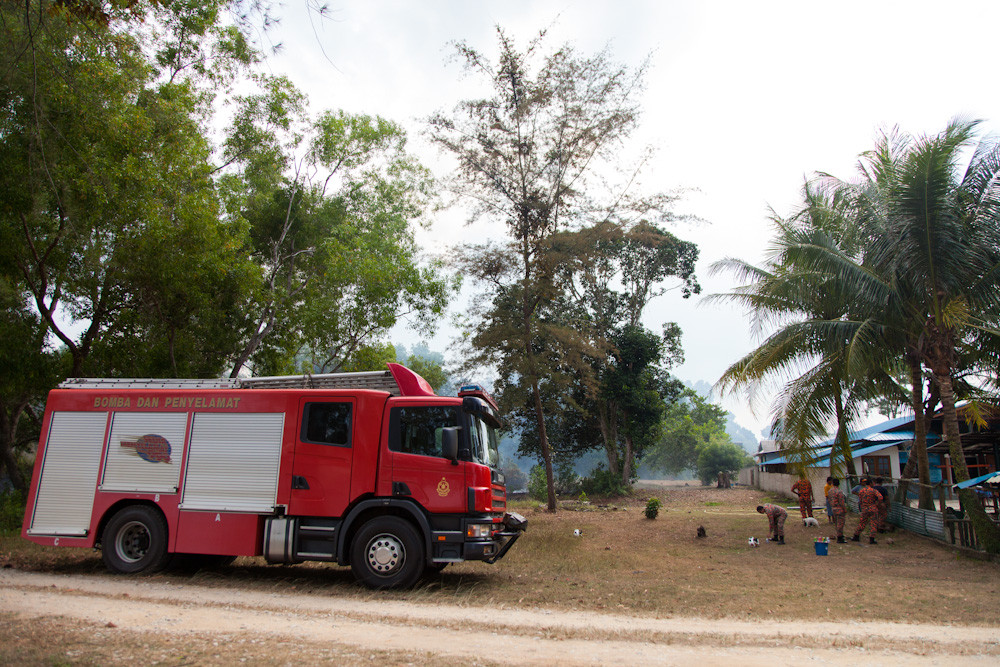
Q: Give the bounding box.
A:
[3,568,998,665]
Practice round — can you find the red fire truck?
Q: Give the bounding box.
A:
[21,363,525,589]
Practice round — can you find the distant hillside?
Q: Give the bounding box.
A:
[687,380,758,454]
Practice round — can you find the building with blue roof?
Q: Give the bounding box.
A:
[753,406,999,486]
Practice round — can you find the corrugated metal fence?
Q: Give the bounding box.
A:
[848,491,946,541]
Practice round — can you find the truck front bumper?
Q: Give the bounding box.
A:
[430,512,527,564]
[483,511,527,564]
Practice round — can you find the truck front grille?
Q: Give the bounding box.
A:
[491,483,506,511]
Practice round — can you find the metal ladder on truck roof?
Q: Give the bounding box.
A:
[59,370,403,395]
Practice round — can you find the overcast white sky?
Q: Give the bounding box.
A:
[264,0,1000,437]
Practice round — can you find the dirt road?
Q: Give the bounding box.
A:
[2,569,997,665]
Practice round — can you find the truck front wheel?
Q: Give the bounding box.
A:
[350,516,424,589]
[102,505,171,574]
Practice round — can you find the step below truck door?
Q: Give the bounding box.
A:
[387,404,466,514]
[287,398,355,517]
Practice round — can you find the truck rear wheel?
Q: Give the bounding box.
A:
[102,505,171,574]
[350,516,424,589]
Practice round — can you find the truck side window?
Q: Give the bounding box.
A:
[301,402,352,447]
[391,406,459,457]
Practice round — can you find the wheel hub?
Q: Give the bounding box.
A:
[366,534,404,573]
[116,520,150,563]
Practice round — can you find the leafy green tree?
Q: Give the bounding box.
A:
[527,464,547,502]
[550,220,697,486]
[221,99,453,376]
[596,326,681,485]
[2,1,259,378]
[3,0,451,401]
[644,389,731,475]
[0,291,63,493]
[429,30,681,510]
[696,436,751,486]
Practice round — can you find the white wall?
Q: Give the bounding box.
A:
[740,444,903,494]
[739,468,830,502]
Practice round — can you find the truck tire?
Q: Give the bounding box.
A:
[102,505,171,574]
[350,516,424,589]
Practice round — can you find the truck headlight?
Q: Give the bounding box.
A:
[466,523,492,539]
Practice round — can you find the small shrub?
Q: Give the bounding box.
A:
[578,491,589,503]
[645,497,662,519]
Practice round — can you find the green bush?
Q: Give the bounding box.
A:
[528,464,547,502]
[527,461,582,501]
[580,464,630,497]
[644,496,662,519]
[0,489,26,535]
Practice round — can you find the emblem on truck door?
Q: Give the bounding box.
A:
[437,477,451,497]
[120,434,172,463]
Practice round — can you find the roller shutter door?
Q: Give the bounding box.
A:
[100,412,187,493]
[28,412,108,536]
[180,412,284,512]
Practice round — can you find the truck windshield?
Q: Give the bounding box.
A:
[468,414,500,468]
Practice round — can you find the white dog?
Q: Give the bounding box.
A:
[748,537,759,547]
[802,517,820,527]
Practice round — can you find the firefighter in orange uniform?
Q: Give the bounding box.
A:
[828,478,848,543]
[756,503,787,544]
[790,475,814,518]
[851,478,883,544]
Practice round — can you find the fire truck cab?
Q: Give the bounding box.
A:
[21,363,525,589]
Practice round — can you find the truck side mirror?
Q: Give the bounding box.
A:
[441,427,459,465]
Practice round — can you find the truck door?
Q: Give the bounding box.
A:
[388,404,466,514]
[288,399,355,518]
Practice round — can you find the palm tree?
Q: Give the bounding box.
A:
[711,184,903,478]
[849,119,1000,552]
[718,120,1000,552]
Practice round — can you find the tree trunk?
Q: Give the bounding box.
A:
[596,402,621,479]
[894,447,917,506]
[935,371,1000,554]
[906,358,935,509]
[621,432,634,487]
[0,400,29,494]
[833,390,856,477]
[530,377,557,512]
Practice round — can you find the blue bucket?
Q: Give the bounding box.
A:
[814,541,829,556]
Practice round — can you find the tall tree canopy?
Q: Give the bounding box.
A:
[553,220,697,485]
[220,100,453,376]
[0,1,451,491]
[427,28,695,508]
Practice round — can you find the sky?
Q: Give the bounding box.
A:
[263,0,1000,438]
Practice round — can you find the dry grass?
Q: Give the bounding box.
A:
[4,484,998,626]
